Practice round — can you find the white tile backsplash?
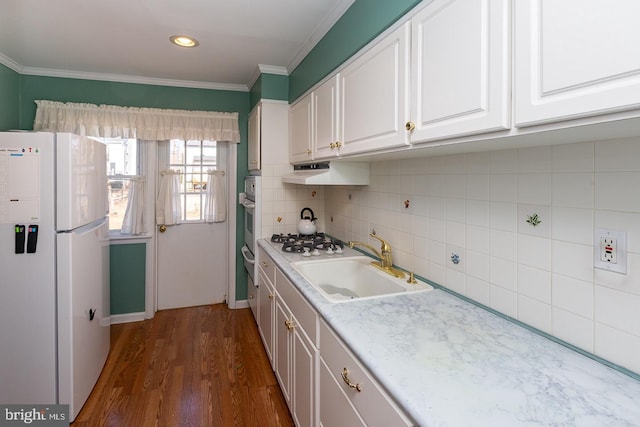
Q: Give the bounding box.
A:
[595,323,640,374]
[595,172,640,212]
[552,274,594,319]
[552,173,595,209]
[518,265,551,303]
[311,139,640,375]
[518,295,552,333]
[552,308,594,352]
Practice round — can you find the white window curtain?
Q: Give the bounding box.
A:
[204,170,226,223]
[33,100,241,143]
[120,176,146,234]
[156,170,182,226]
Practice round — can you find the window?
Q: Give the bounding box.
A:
[95,138,140,231]
[169,139,217,221]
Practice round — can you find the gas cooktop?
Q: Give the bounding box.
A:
[270,232,345,256]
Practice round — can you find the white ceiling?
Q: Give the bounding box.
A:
[0,0,354,90]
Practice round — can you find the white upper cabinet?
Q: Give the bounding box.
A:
[248,105,261,170]
[338,22,411,155]
[289,93,314,164]
[409,0,510,143]
[314,75,341,160]
[514,0,640,127]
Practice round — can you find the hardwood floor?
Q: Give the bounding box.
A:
[72,304,294,427]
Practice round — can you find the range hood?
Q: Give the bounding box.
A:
[282,162,369,185]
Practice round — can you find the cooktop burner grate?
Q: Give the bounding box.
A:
[270,233,344,253]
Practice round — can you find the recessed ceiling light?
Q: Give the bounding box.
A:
[170,35,199,48]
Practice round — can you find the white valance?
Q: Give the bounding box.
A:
[33,100,241,143]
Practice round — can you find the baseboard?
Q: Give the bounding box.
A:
[108,312,146,325]
[235,300,250,309]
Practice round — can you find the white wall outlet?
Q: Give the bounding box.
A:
[594,228,627,274]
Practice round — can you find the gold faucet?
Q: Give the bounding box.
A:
[348,232,406,278]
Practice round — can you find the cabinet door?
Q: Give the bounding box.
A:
[274,296,291,406]
[514,0,640,126]
[338,22,411,155]
[410,0,510,143]
[289,94,314,164]
[292,327,317,427]
[314,75,341,160]
[248,105,261,170]
[257,270,274,366]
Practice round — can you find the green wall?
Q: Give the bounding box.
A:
[19,75,248,130]
[289,0,422,101]
[249,73,289,110]
[110,244,146,314]
[0,64,19,130]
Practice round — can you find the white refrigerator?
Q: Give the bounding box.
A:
[0,132,110,421]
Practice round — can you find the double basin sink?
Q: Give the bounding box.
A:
[291,256,433,303]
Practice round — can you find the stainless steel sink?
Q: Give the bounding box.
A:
[291,256,433,303]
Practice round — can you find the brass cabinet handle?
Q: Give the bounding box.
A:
[284,319,295,331]
[268,294,274,299]
[341,368,362,392]
[330,141,343,150]
[405,121,415,131]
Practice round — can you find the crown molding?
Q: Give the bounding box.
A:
[0,52,23,73]
[0,51,248,92]
[21,66,249,91]
[286,0,355,73]
[247,64,289,89]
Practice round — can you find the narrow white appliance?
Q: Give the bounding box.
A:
[240,175,260,318]
[0,132,110,421]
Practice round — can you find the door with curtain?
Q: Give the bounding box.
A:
[156,140,228,310]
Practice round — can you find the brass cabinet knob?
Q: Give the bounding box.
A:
[268,294,274,299]
[158,224,167,233]
[330,143,336,149]
[284,319,295,331]
[405,121,416,131]
[306,149,312,155]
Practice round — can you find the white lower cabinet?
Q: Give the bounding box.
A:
[274,268,318,427]
[257,250,412,427]
[319,320,413,427]
[257,268,274,365]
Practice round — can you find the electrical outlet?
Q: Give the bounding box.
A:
[600,237,617,263]
[594,229,627,274]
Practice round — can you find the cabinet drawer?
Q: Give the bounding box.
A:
[276,268,318,347]
[257,246,275,283]
[320,358,366,427]
[320,320,413,427]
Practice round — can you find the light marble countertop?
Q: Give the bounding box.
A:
[258,239,640,426]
